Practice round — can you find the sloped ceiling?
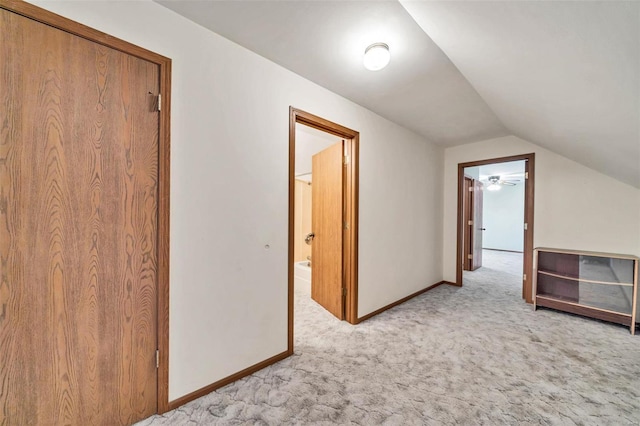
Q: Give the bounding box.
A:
[157,0,639,188]
[401,1,640,188]
[156,0,508,145]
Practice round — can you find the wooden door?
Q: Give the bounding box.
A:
[471,180,484,270]
[462,176,473,271]
[311,141,344,319]
[0,9,159,425]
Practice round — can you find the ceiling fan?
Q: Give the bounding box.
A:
[485,175,520,191]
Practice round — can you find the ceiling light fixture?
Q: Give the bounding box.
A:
[363,43,390,71]
[487,175,501,191]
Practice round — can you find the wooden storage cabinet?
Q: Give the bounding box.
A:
[533,248,638,335]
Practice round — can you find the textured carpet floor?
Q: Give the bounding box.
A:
[138,252,640,425]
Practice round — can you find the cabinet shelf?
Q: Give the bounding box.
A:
[536,294,632,317]
[534,248,638,335]
[536,293,577,304]
[537,270,634,287]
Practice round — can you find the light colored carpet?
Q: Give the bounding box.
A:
[480,249,523,277]
[137,252,640,425]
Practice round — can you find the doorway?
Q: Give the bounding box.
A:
[288,108,359,350]
[456,154,535,302]
[0,3,171,423]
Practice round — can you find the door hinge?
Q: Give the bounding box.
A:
[467,254,473,260]
[468,220,473,226]
[468,186,473,192]
[156,350,160,369]
[523,274,527,281]
[343,287,347,297]
[157,94,162,112]
[343,155,350,165]
[525,172,529,179]
[524,223,528,230]
[343,220,349,230]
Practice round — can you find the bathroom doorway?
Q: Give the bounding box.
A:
[288,107,359,349]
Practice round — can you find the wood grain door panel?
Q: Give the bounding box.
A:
[462,177,472,271]
[0,9,159,425]
[472,180,484,270]
[311,141,344,319]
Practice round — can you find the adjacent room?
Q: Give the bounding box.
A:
[1,0,639,425]
[462,160,526,287]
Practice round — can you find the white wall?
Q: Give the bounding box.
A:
[294,124,339,176]
[464,166,479,180]
[33,0,444,401]
[481,183,524,252]
[444,135,640,283]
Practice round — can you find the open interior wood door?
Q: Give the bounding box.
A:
[471,179,484,270]
[463,176,473,271]
[0,9,159,424]
[311,141,344,319]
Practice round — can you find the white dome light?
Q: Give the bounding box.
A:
[363,43,390,71]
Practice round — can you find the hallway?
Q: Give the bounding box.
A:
[140,253,640,425]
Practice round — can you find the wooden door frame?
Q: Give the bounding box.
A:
[288,107,359,348]
[456,153,535,303]
[1,0,172,413]
[462,175,473,271]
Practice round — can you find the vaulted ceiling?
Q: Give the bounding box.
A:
[157,1,639,188]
